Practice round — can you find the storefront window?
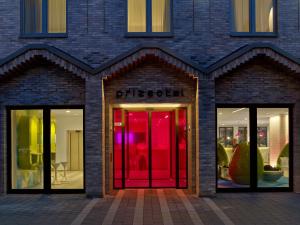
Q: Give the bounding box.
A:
[10,108,84,192]
[257,108,289,188]
[217,108,250,189]
[217,107,290,190]
[11,110,43,189]
[51,109,84,189]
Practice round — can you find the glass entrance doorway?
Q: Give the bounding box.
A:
[113,108,187,189]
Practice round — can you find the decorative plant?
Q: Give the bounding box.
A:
[217,143,229,179]
[17,115,31,170]
[277,143,289,169]
[229,142,264,185]
[264,165,280,171]
[263,165,283,182]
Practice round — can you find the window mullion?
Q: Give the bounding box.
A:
[250,0,256,33]
[42,0,48,33]
[146,0,152,33]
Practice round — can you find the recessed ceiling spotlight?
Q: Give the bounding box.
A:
[66,110,71,113]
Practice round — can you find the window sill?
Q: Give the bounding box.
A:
[125,32,173,38]
[19,33,68,39]
[230,32,278,38]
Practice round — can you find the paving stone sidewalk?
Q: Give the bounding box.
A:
[0,190,300,225]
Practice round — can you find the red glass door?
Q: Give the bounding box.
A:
[151,111,176,187]
[113,108,187,189]
[125,111,149,187]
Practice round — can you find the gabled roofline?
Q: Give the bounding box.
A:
[0,44,205,77]
[207,43,300,77]
[94,43,205,74]
[0,43,299,79]
[0,44,94,74]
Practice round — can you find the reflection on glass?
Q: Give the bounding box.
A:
[232,0,249,32]
[48,0,66,33]
[178,109,187,188]
[114,109,123,188]
[127,0,146,32]
[238,127,247,143]
[217,108,250,188]
[257,108,289,188]
[255,0,274,32]
[152,0,170,32]
[24,0,43,33]
[51,109,84,189]
[11,110,43,189]
[257,127,268,147]
[219,127,233,147]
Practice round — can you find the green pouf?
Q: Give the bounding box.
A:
[277,143,289,169]
[229,142,264,185]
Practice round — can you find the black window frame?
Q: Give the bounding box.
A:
[20,0,68,38]
[125,0,173,37]
[230,0,277,37]
[7,105,85,194]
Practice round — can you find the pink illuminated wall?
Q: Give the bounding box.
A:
[113,109,123,188]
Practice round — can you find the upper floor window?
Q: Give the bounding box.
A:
[232,0,275,35]
[22,0,66,37]
[127,0,171,35]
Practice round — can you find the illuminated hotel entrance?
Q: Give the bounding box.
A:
[113,107,187,189]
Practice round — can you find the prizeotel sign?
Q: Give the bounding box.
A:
[116,88,184,99]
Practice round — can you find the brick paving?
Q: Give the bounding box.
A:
[0,191,300,225]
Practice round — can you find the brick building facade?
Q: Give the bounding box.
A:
[0,0,300,197]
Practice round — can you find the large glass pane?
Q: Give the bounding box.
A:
[11,110,43,189]
[178,109,187,188]
[152,0,170,32]
[128,0,146,32]
[217,108,250,188]
[24,0,43,33]
[51,109,84,189]
[255,0,274,32]
[151,111,176,187]
[125,111,149,187]
[232,0,249,32]
[48,0,66,33]
[114,109,123,188]
[257,108,289,188]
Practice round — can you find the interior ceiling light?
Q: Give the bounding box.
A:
[118,103,182,108]
[232,108,246,114]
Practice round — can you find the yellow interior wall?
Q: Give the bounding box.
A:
[29,115,38,153]
[51,119,56,153]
